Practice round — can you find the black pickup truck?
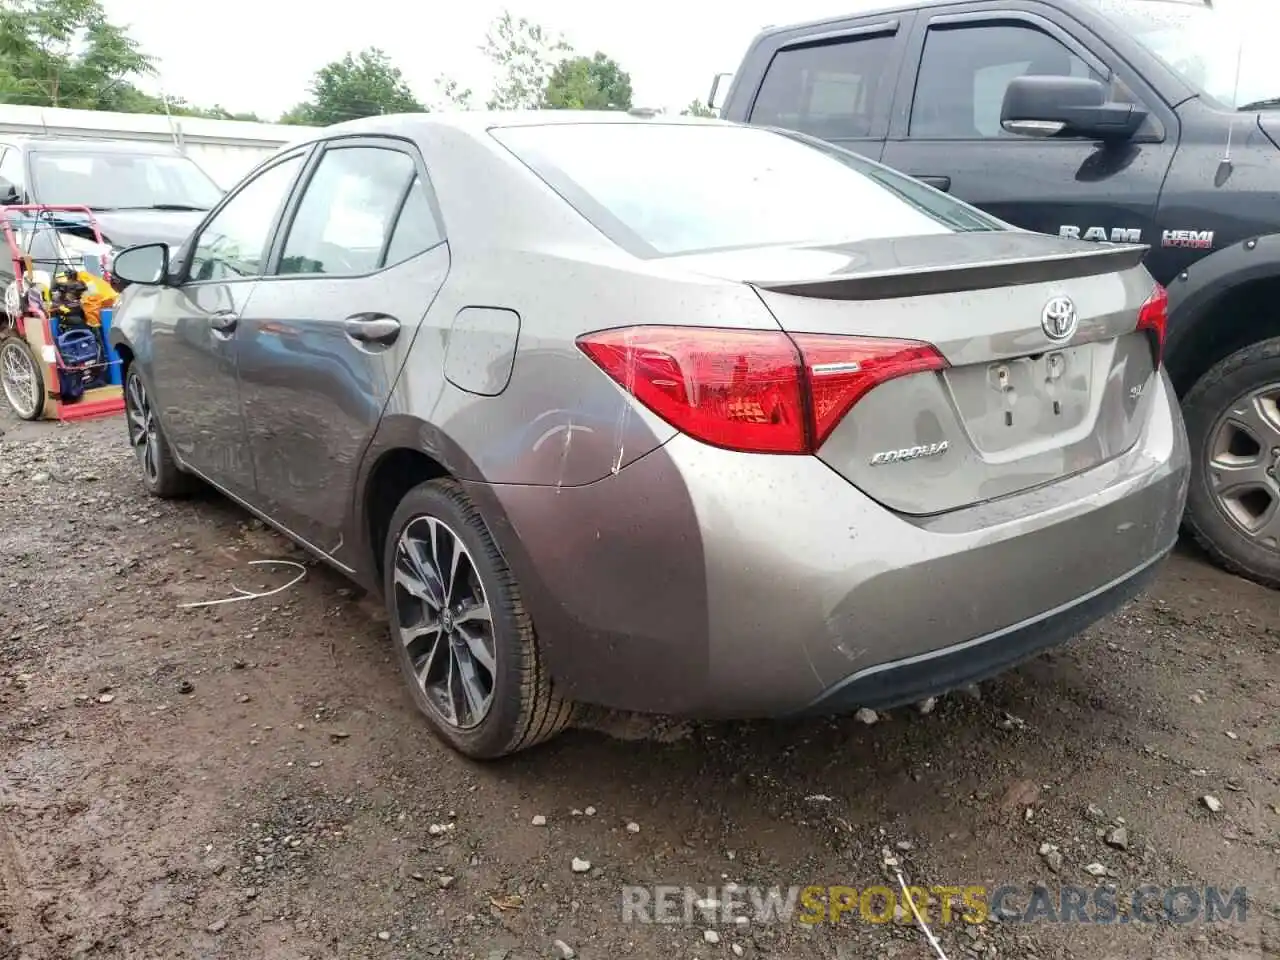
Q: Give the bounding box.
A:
[720,0,1280,588]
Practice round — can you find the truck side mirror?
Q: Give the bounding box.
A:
[1001,75,1147,141]
[707,72,733,112]
[0,178,19,204]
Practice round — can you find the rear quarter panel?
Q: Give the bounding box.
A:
[394,248,781,487]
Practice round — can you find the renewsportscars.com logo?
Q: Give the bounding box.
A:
[620,883,1248,926]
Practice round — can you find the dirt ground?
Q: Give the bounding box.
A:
[0,411,1276,960]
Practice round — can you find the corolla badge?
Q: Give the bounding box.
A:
[869,441,949,466]
[1041,296,1078,342]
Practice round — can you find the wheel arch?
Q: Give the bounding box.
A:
[113,339,135,375]
[362,446,451,585]
[355,413,510,591]
[1165,235,1280,397]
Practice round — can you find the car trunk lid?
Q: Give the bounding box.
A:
[668,232,1160,515]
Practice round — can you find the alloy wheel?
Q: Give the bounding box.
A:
[125,373,161,485]
[0,341,39,419]
[393,515,497,730]
[1206,383,1280,551]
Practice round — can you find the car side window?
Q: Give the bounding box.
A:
[909,24,1104,139]
[188,154,303,283]
[382,176,444,268]
[750,35,896,141]
[277,146,425,277]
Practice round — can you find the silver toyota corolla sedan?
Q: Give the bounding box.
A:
[107,111,1189,759]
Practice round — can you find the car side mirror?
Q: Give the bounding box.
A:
[1001,76,1147,141]
[111,242,170,287]
[0,178,19,205]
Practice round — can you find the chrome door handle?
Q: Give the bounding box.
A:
[209,312,238,333]
[343,315,400,345]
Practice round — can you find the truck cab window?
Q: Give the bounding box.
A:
[750,36,895,141]
[910,24,1103,139]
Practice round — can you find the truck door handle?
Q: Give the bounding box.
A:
[209,312,238,333]
[916,175,951,192]
[343,314,400,345]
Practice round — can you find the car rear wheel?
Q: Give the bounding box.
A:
[1,337,44,420]
[1183,337,1280,589]
[383,479,574,759]
[124,367,194,499]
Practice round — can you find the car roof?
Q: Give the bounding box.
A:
[281,109,730,146]
[0,136,186,155]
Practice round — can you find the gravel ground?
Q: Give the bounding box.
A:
[0,410,1277,960]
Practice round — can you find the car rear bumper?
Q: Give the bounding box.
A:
[467,370,1189,717]
[797,550,1164,715]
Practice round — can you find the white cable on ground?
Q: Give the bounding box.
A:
[882,847,951,960]
[178,559,307,609]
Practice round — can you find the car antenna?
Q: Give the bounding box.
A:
[1216,6,1244,186]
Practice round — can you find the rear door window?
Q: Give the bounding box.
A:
[382,176,445,268]
[276,146,420,276]
[749,34,897,141]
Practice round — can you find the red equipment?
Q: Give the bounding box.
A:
[0,204,123,422]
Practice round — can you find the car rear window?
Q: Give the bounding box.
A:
[490,122,1003,257]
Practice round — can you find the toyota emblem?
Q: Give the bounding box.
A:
[1041,296,1078,342]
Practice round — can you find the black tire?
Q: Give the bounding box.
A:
[123,365,196,499]
[0,337,45,420]
[1183,337,1280,589]
[382,479,574,759]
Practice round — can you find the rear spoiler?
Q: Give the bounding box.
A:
[752,243,1149,301]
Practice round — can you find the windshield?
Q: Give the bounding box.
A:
[29,150,223,210]
[492,122,1003,257]
[1085,0,1278,110]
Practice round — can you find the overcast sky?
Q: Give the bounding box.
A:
[101,0,1274,122]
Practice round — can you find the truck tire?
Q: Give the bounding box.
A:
[1183,337,1280,589]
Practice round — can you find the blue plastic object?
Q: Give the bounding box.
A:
[57,327,101,365]
[100,308,121,384]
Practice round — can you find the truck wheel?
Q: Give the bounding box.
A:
[1183,337,1280,589]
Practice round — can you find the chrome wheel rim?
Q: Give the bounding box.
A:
[0,341,39,419]
[125,373,160,485]
[393,516,496,730]
[1206,383,1280,552]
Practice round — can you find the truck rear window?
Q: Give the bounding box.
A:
[491,122,1004,258]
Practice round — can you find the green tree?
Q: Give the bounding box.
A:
[543,52,632,110]
[681,99,717,118]
[433,74,473,110]
[281,47,423,126]
[0,0,153,109]
[481,10,569,110]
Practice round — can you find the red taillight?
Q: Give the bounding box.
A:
[576,325,948,455]
[791,333,952,447]
[1137,284,1168,367]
